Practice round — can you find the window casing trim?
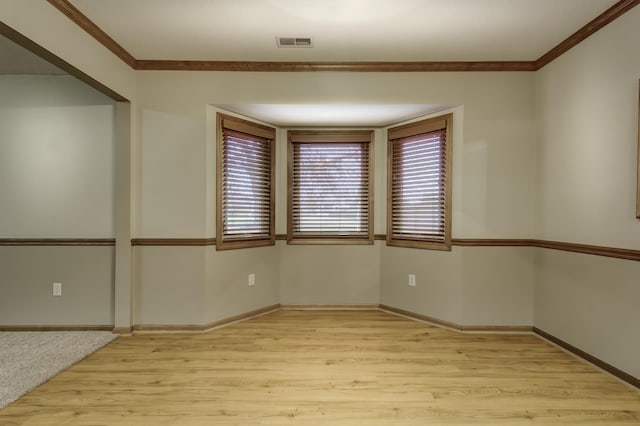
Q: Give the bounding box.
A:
[287,130,374,245]
[216,113,276,250]
[386,113,453,251]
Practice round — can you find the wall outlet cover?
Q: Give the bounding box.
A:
[408,274,416,287]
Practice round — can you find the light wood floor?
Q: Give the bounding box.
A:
[1,310,639,425]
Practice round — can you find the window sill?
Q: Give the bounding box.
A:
[216,238,275,251]
[386,238,451,251]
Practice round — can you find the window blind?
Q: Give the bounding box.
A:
[217,114,275,250]
[388,115,452,249]
[288,131,373,242]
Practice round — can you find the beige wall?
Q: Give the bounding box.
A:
[0,75,116,327]
[279,242,381,305]
[133,244,281,327]
[138,71,536,238]
[534,7,640,378]
[135,71,536,323]
[1,2,137,329]
[133,246,205,325]
[0,247,114,326]
[535,7,640,248]
[0,76,115,237]
[380,246,463,324]
[459,246,535,326]
[534,249,640,379]
[380,246,535,326]
[139,108,206,237]
[205,245,280,324]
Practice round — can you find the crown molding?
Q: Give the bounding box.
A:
[46,0,640,72]
[135,60,536,72]
[535,0,640,69]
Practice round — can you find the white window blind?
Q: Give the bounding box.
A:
[288,131,373,242]
[217,114,275,250]
[387,115,452,250]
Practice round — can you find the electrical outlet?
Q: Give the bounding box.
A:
[408,274,416,287]
[53,282,62,296]
[248,274,255,286]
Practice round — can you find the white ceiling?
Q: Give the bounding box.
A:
[69,0,619,62]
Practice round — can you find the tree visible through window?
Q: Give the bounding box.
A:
[288,130,373,244]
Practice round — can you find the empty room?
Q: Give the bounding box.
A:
[1,0,639,424]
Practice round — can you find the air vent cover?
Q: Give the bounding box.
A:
[276,36,313,48]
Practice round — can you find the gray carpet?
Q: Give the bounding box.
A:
[0,331,116,409]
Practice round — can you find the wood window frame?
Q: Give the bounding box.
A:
[287,130,374,245]
[216,113,276,250]
[387,113,453,251]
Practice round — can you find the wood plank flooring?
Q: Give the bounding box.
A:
[1,310,639,425]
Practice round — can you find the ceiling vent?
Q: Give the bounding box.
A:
[276,36,313,48]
